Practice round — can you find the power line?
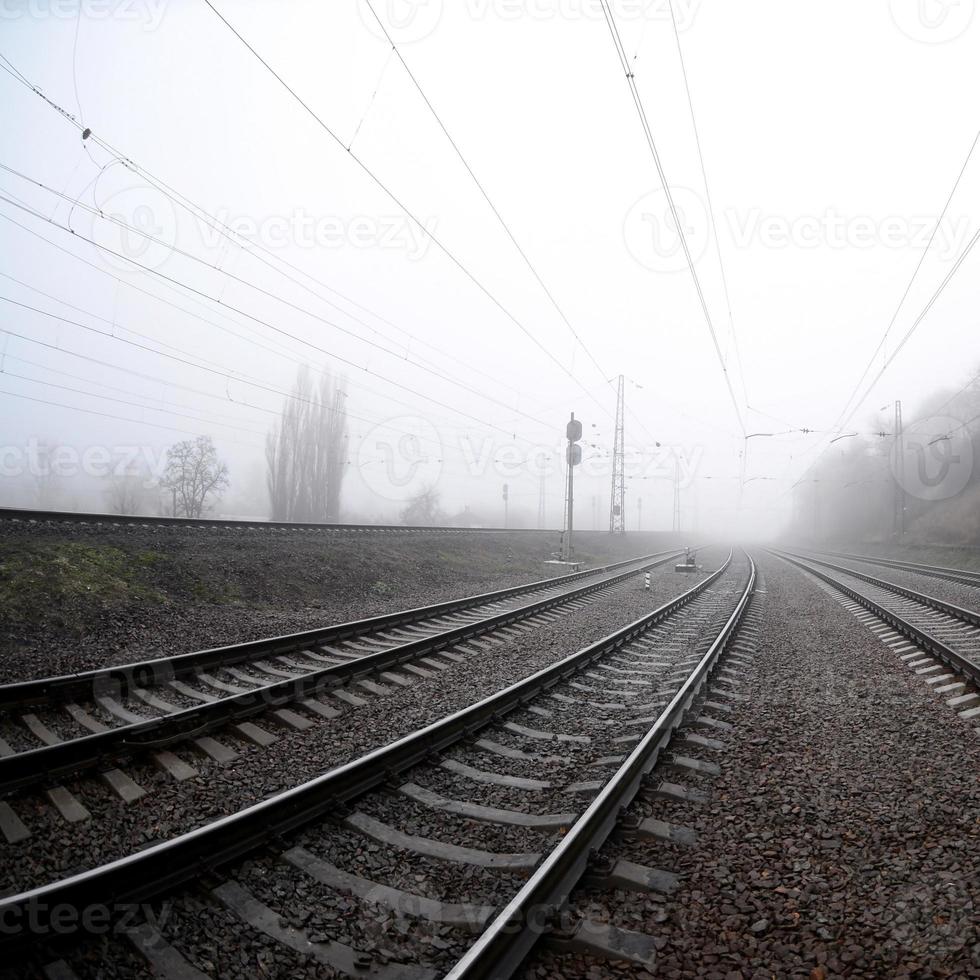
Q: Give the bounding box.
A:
[200,1,611,420]
[0,211,504,440]
[0,194,556,444]
[833,129,980,430]
[665,0,751,413]
[0,297,498,466]
[361,1,632,435]
[598,0,746,437]
[0,161,556,430]
[0,50,545,410]
[0,364,268,438]
[838,225,980,432]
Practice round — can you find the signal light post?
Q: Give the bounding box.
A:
[562,413,583,561]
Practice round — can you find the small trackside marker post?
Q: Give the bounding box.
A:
[644,572,650,590]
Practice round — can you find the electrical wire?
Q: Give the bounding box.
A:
[200,1,611,420]
[598,0,746,437]
[665,0,751,413]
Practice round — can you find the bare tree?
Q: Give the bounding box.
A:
[160,436,229,517]
[401,484,444,526]
[31,441,63,509]
[266,366,348,522]
[104,468,152,515]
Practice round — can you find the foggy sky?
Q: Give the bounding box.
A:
[1,0,978,535]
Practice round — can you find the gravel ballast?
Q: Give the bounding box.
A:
[7,555,745,980]
[526,551,980,979]
[0,550,727,897]
[0,521,688,682]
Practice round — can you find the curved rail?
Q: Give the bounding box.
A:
[811,547,980,588]
[772,549,980,687]
[0,551,688,792]
[0,550,684,710]
[785,550,980,629]
[0,550,741,947]
[446,551,755,978]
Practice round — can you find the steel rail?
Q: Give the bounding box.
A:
[0,550,684,710]
[0,551,736,945]
[0,551,686,792]
[0,505,554,533]
[445,551,755,979]
[783,550,980,629]
[811,547,980,588]
[772,549,980,687]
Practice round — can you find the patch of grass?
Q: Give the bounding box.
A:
[0,542,165,626]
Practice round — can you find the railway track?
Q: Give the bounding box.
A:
[0,549,689,818]
[811,547,980,589]
[2,550,755,979]
[0,506,553,534]
[772,549,980,729]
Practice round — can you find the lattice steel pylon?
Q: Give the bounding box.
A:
[893,399,905,539]
[672,452,681,532]
[609,374,626,533]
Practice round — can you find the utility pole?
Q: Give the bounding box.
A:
[562,413,582,560]
[502,483,509,529]
[672,453,681,532]
[536,474,546,529]
[893,399,905,539]
[609,374,626,533]
[813,478,820,542]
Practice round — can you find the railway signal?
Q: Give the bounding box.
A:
[562,413,583,561]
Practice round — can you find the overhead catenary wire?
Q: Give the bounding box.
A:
[664,0,751,414]
[0,298,514,468]
[0,387,267,447]
[598,0,746,438]
[0,163,556,431]
[360,0,652,442]
[200,1,615,423]
[0,50,549,411]
[0,195,558,446]
[832,129,980,431]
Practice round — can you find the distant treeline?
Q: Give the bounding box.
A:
[787,368,980,546]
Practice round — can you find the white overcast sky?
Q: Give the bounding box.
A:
[0,0,978,534]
